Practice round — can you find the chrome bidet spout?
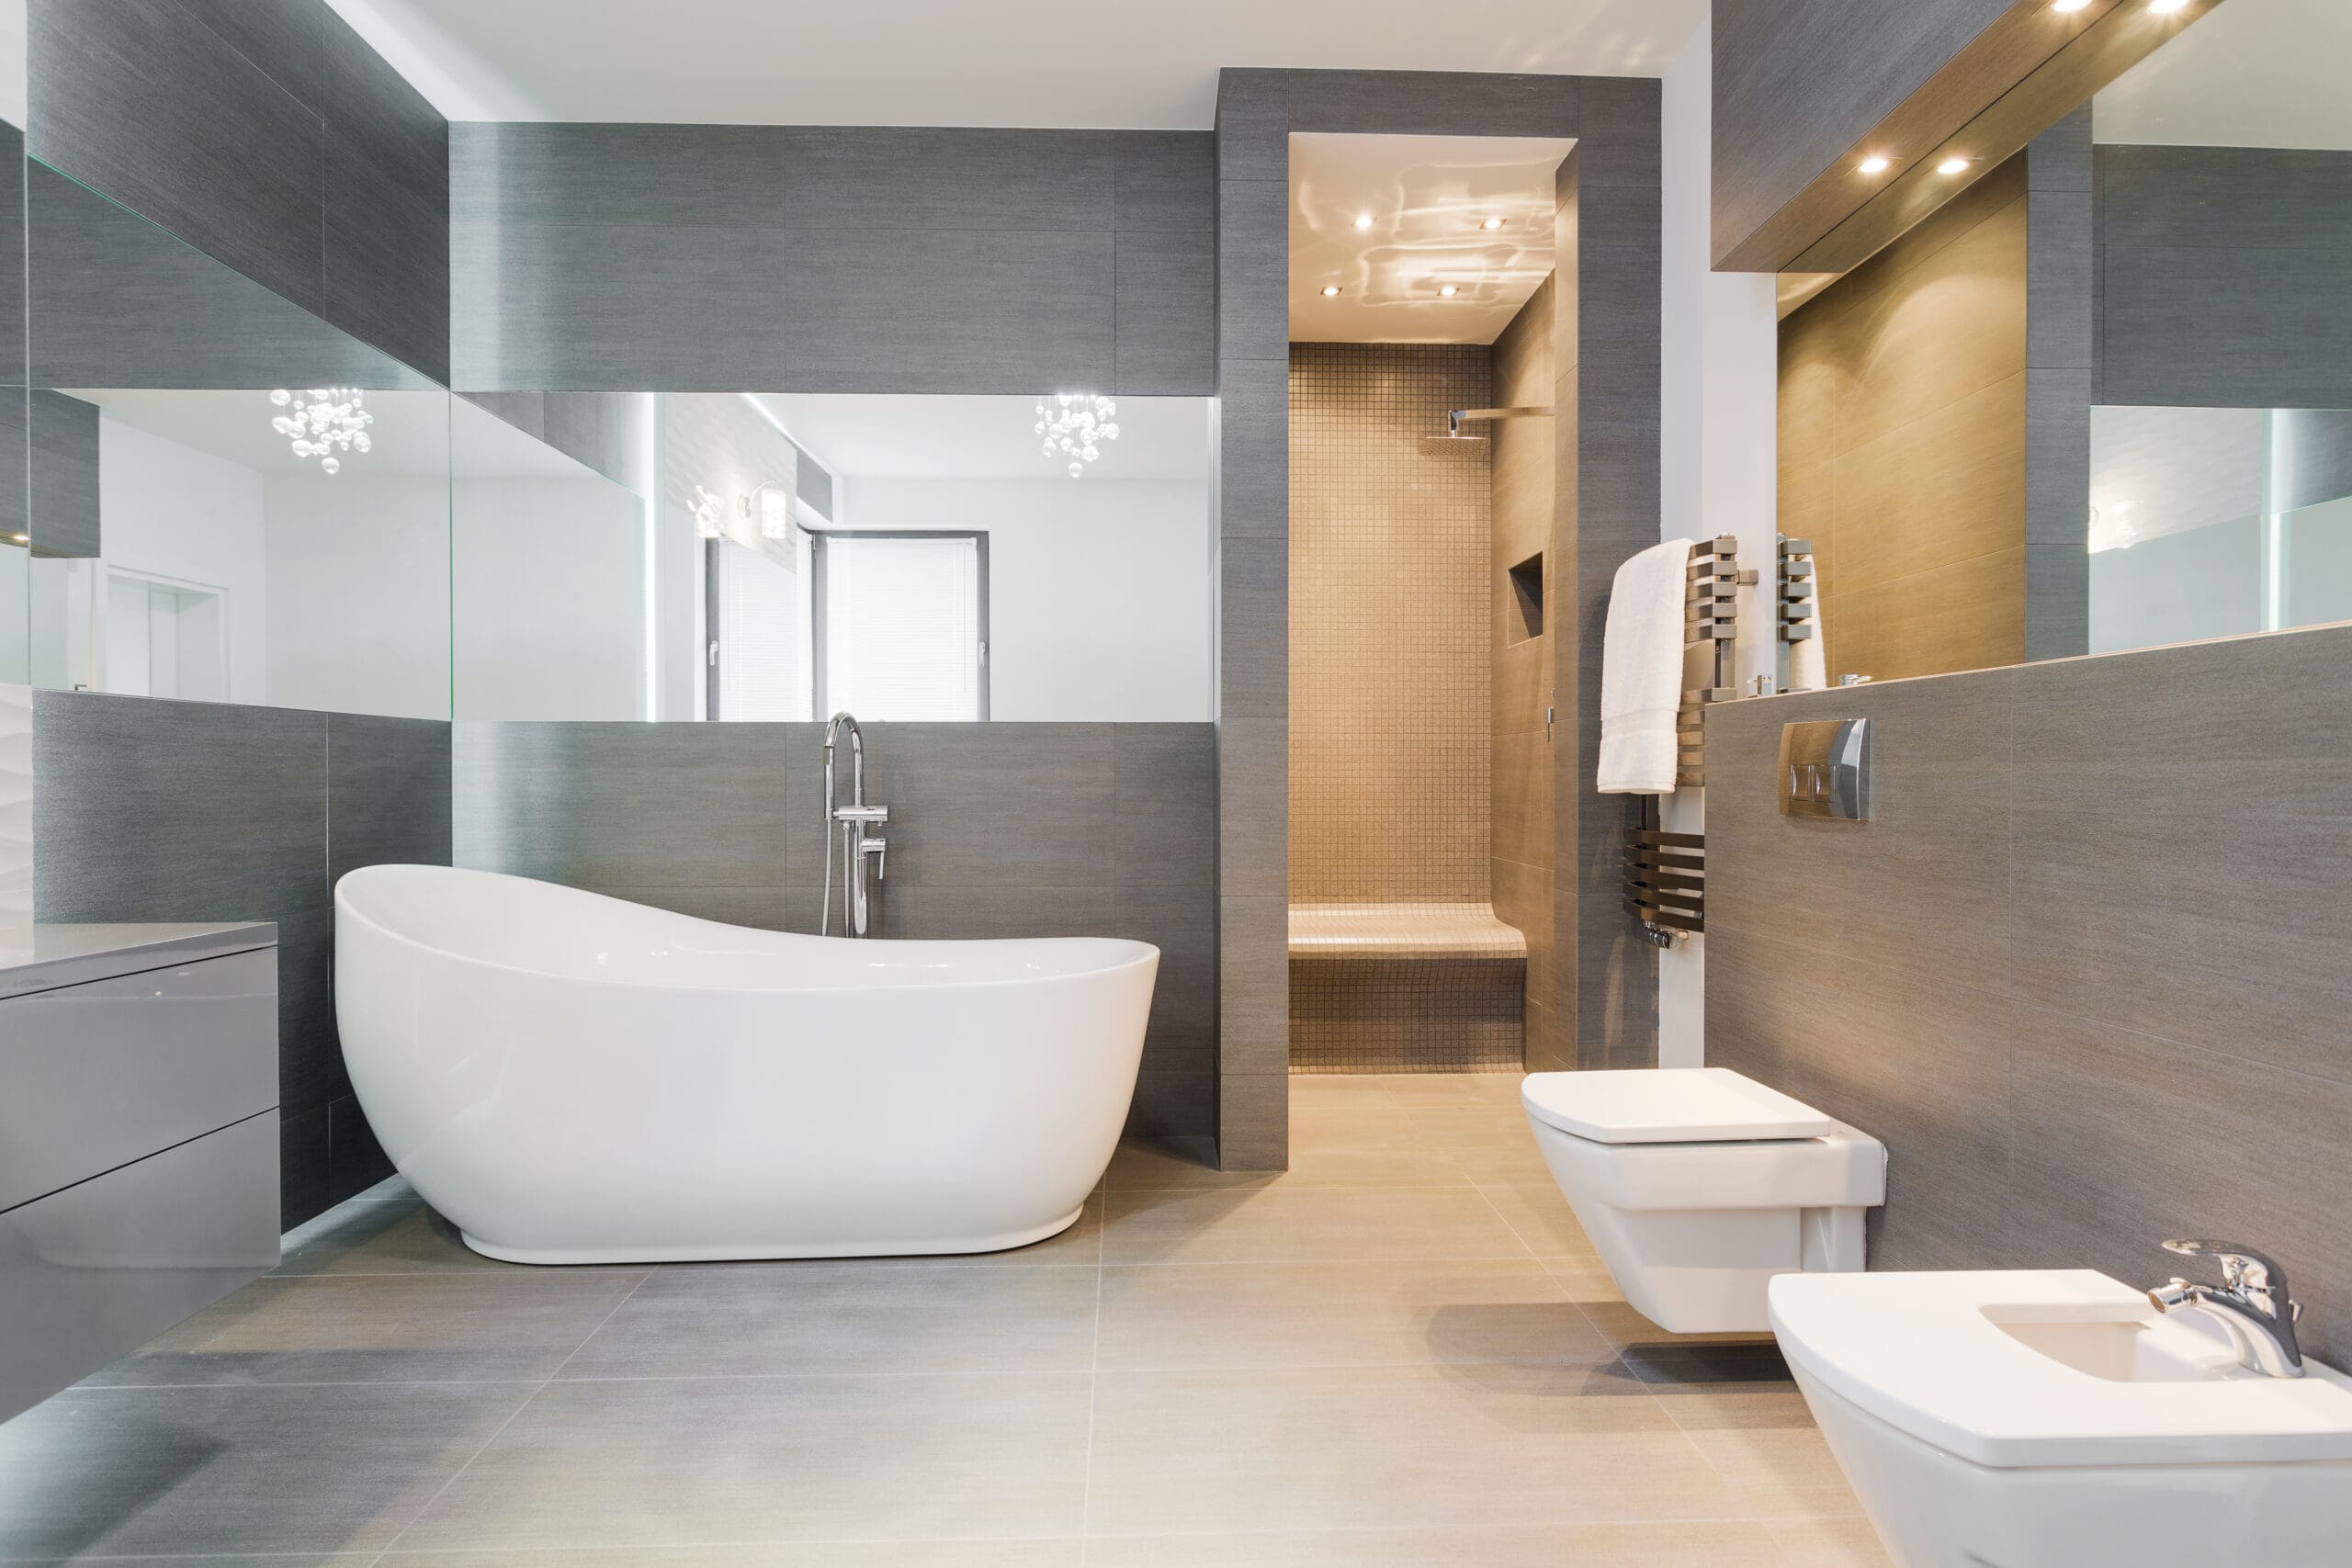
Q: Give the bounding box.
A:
[820,712,888,937]
[2147,1239,2305,1378]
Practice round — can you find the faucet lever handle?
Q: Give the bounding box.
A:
[2162,1239,2290,1301]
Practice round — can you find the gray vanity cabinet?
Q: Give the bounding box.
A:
[0,924,280,1423]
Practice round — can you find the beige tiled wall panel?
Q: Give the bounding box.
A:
[1288,343,1494,905]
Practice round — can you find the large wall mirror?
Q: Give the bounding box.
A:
[1776,0,2351,683]
[25,163,451,717]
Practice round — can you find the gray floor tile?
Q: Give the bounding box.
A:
[557,1262,1100,1379]
[84,1271,647,1387]
[1089,1521,1797,1565]
[379,1544,1083,1567]
[392,1373,1092,1550]
[0,1382,531,1559]
[1087,1361,1723,1536]
[1108,1108,1466,1190]
[1096,1259,1613,1371]
[274,1200,566,1277]
[1102,1185,1533,1265]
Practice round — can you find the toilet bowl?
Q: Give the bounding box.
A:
[1521,1067,1885,1333]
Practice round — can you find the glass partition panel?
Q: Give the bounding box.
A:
[25,163,450,718]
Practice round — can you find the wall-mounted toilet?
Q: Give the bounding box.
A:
[1521,1067,1886,1333]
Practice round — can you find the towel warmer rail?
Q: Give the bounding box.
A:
[1778,535,1818,649]
[1625,536,1747,944]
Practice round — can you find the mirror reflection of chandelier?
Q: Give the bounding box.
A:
[1035,392,1119,479]
[269,387,374,475]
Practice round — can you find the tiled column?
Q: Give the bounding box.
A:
[2025,106,2093,662]
[1212,72,1292,1168]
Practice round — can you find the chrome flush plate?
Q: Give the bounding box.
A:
[1778,718,1869,820]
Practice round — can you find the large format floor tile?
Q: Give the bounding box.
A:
[14,1068,1873,1562]
[0,1382,532,1559]
[1096,1258,1613,1371]
[390,1372,1095,1551]
[557,1261,1101,1379]
[85,1270,647,1387]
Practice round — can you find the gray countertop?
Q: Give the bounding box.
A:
[0,923,279,1001]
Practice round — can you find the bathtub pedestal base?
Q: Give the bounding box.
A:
[456,1204,1087,1267]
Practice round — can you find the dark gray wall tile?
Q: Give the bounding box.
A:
[0,123,23,390]
[28,389,99,558]
[1214,71,1289,185]
[1217,538,1286,719]
[323,123,449,385]
[1217,893,1287,1074]
[784,127,1111,231]
[31,0,327,315]
[1216,718,1285,900]
[175,0,328,110]
[1216,358,1287,537]
[2021,541,2087,662]
[1115,229,1215,394]
[327,713,453,886]
[1216,179,1287,367]
[1216,1071,1288,1170]
[1114,130,1215,232]
[1113,723,1216,895]
[461,390,546,441]
[327,1093,395,1197]
[1571,75,1657,189]
[1277,70,1578,141]
[2027,189,2092,372]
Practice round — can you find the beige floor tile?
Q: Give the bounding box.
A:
[1096,1259,1613,1371]
[1088,1520,1791,1566]
[87,1270,647,1386]
[393,1373,1092,1550]
[1103,1184,1533,1265]
[1579,1297,1781,1352]
[560,1261,1100,1379]
[1408,1103,1556,1183]
[1770,1515,1898,1566]
[1111,1109,1465,1190]
[382,1543,1084,1566]
[1374,1072,1528,1106]
[1285,1074,1406,1107]
[1650,1382,1870,1523]
[1472,1181,1604,1260]
[1088,1361,1728,1536]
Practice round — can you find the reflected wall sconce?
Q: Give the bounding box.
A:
[743,480,795,540]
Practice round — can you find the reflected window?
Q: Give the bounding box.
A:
[814,532,987,721]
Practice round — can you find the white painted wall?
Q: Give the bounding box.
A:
[263,473,450,719]
[1658,17,1781,1067]
[841,477,1214,721]
[96,417,269,703]
[454,477,645,719]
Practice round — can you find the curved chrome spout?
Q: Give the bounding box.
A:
[822,711,864,827]
[2147,1239,2304,1378]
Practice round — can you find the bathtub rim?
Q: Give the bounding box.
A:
[335,863,1160,998]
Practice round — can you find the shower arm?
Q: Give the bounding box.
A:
[1446,406,1555,438]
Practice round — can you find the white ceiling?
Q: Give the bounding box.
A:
[751,395,1213,482]
[1289,133,1572,344]
[2095,0,2352,150]
[328,0,1702,127]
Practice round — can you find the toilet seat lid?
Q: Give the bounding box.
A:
[1521,1067,1834,1144]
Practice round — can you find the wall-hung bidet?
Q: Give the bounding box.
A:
[1521,1067,1885,1332]
[1770,1256,2352,1568]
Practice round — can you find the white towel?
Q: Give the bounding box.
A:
[1789,547,1827,692]
[1599,538,1700,795]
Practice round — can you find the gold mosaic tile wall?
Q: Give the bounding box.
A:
[1288,343,1495,904]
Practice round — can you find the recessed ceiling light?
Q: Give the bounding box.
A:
[1353,212,1373,231]
[1858,154,1892,175]
[1937,156,1973,175]
[6,533,24,544]
[1320,285,1342,297]
[1480,217,1504,231]
[1439,284,1459,297]
[2052,0,2090,12]
[2149,0,2187,11]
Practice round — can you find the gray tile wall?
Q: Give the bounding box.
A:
[28,0,451,383]
[2024,107,2090,662]
[1702,621,2352,1363]
[1212,70,1661,1159]
[449,125,1214,395]
[452,721,1219,1141]
[2097,144,2352,409]
[29,693,452,1227]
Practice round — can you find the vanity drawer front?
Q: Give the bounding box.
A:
[0,1110,279,1423]
[0,948,277,1213]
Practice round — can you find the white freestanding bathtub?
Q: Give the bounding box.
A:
[334,865,1157,1264]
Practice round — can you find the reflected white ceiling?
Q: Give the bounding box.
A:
[1289,133,1572,345]
[2089,405,2266,551]
[68,389,469,478]
[327,0,1702,127]
[2095,0,2352,150]
[751,395,1213,483]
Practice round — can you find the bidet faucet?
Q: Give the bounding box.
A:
[2146,1239,2304,1378]
[820,712,888,938]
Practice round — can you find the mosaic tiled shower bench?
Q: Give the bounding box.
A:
[1287,903,1527,1072]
